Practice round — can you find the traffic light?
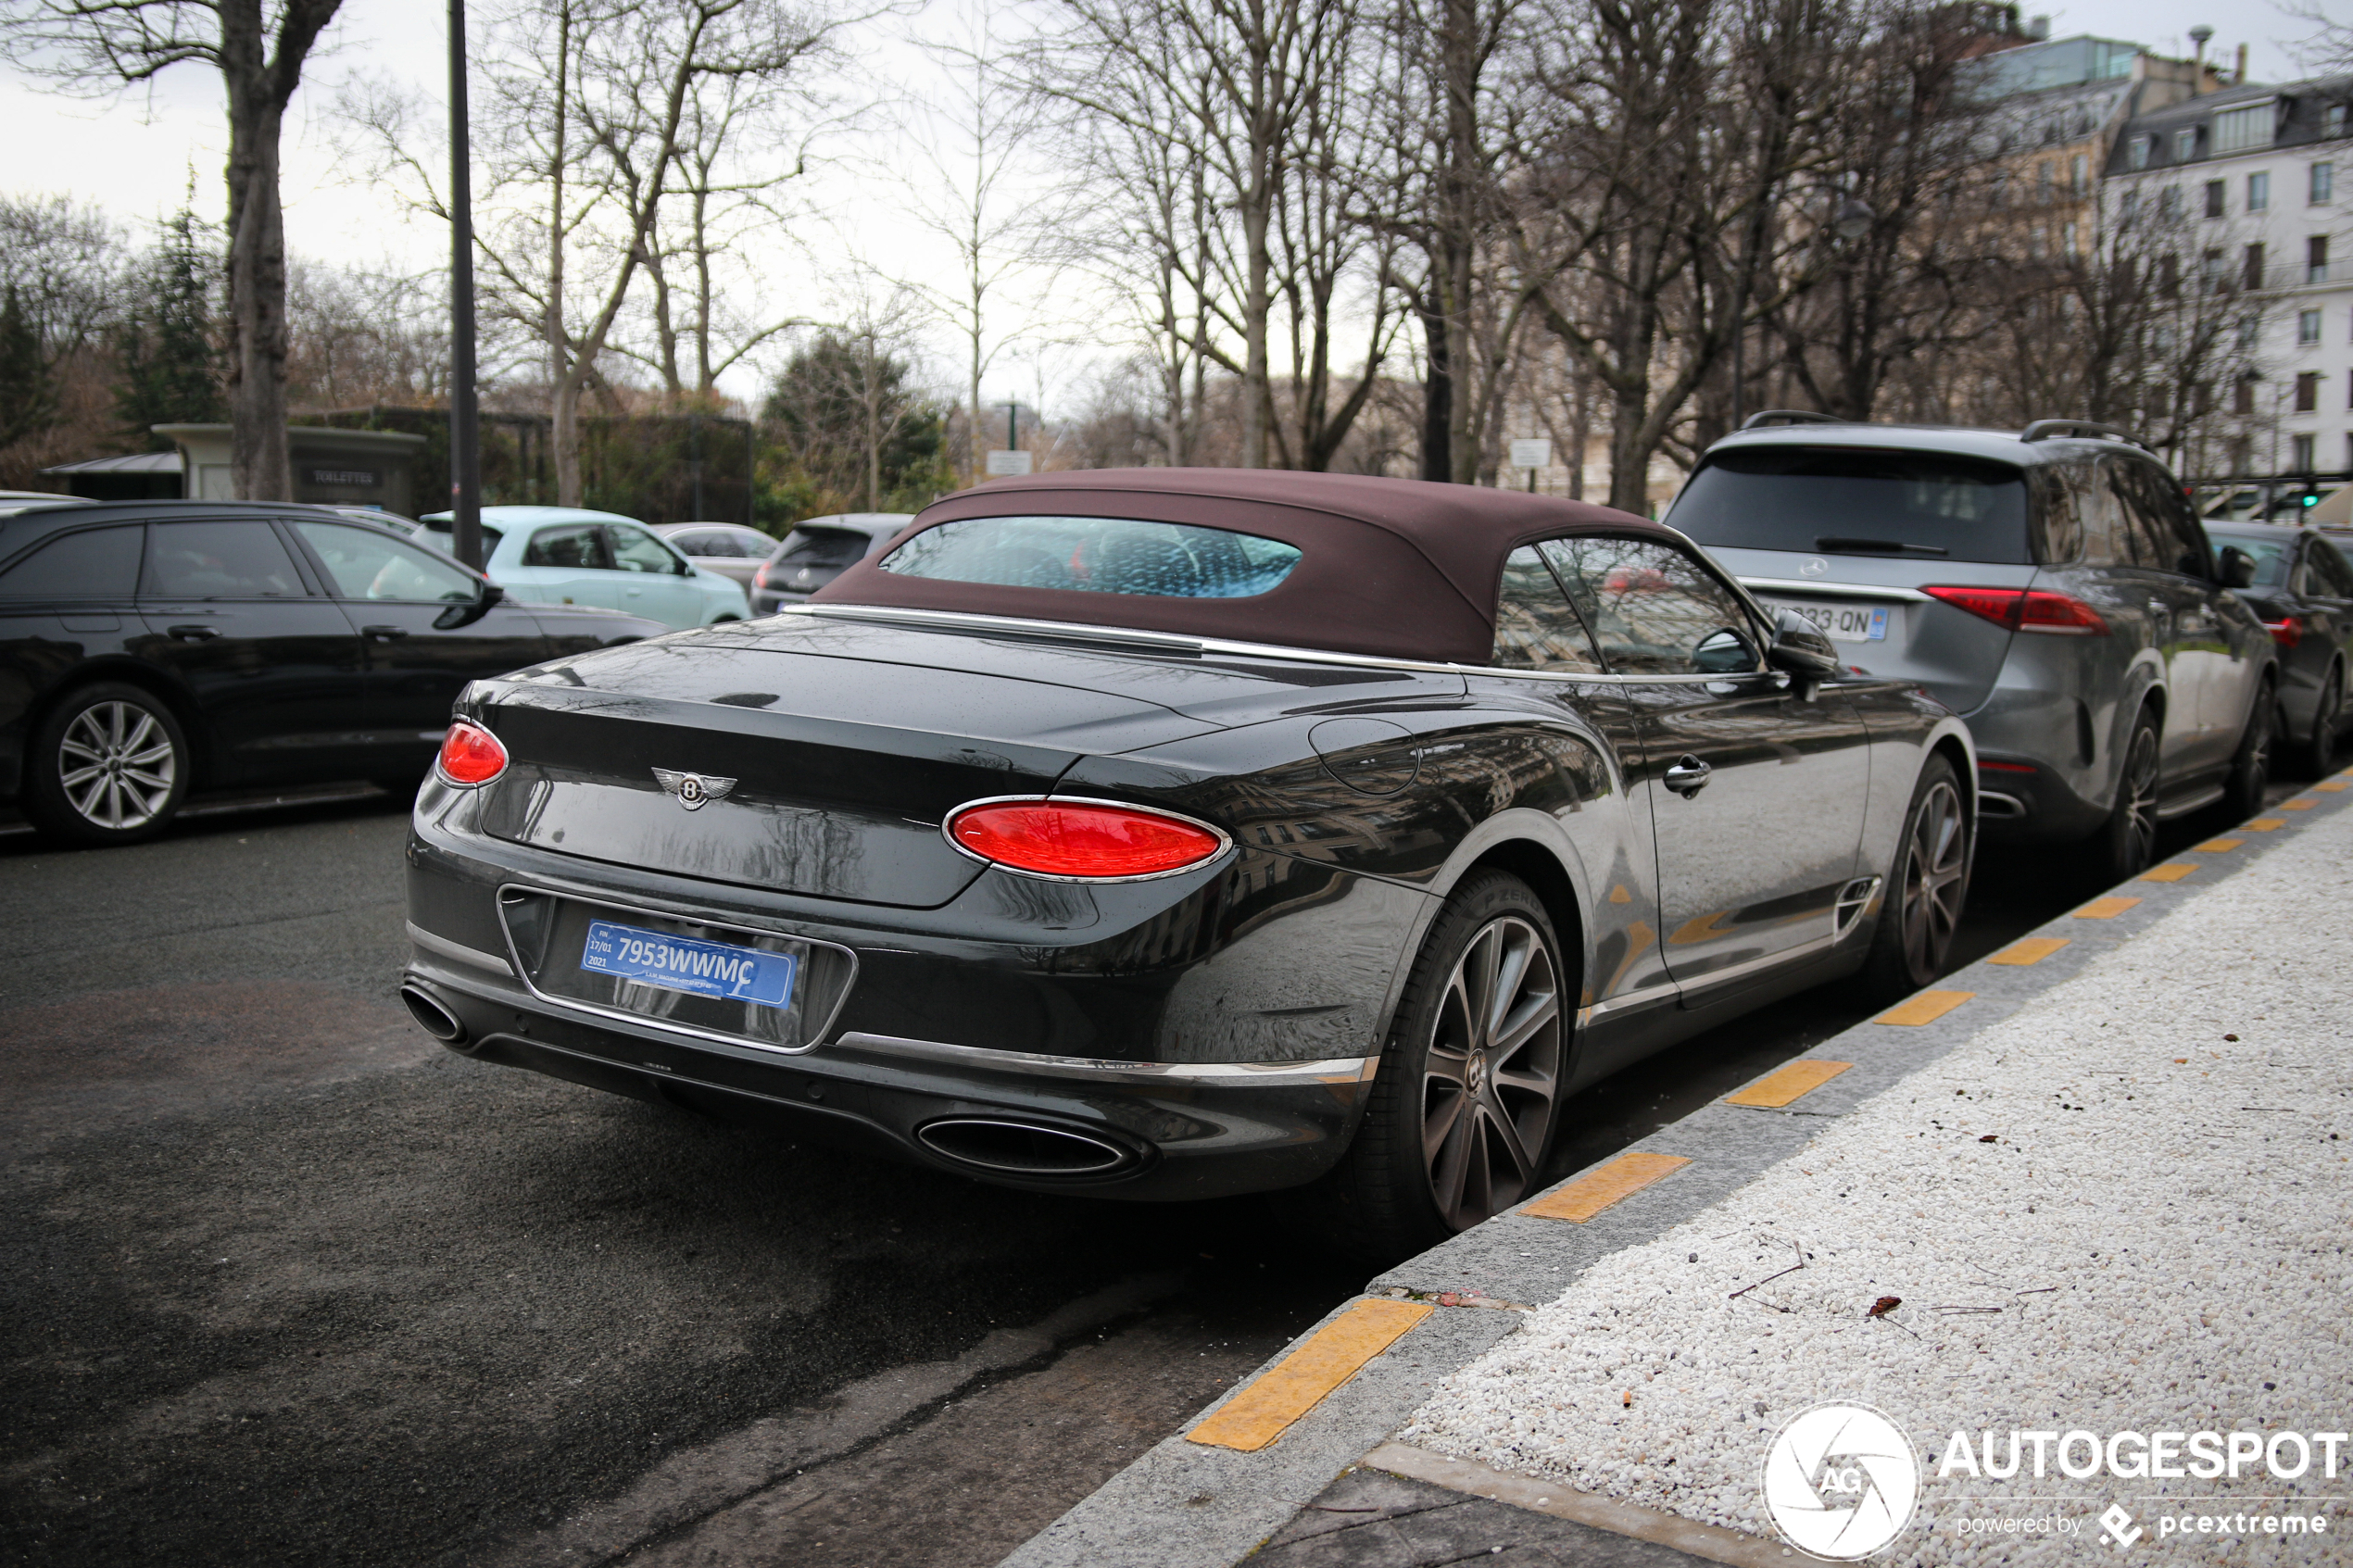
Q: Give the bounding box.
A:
[2305,487,2322,509]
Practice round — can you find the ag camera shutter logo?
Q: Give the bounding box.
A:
[1762,1401,1920,1559]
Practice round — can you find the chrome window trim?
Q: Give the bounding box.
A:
[407,921,514,976]
[1742,577,1935,604]
[941,794,1238,884]
[493,883,861,1058]
[832,1031,1378,1085]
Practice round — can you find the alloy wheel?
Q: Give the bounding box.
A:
[1420,914,1563,1231]
[2117,724,2160,873]
[1897,778,1968,978]
[57,700,179,832]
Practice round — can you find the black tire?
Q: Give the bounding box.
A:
[20,683,193,847]
[2221,676,2274,822]
[1856,753,1970,1003]
[2302,666,2343,779]
[1313,871,1569,1261]
[2085,707,2161,884]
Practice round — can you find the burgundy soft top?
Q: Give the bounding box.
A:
[811,468,1667,665]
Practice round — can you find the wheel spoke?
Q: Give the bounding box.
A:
[1422,1085,1469,1163]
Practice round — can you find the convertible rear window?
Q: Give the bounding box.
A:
[882,515,1302,599]
[1669,446,2032,565]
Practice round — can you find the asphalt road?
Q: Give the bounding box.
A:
[0,781,2287,1568]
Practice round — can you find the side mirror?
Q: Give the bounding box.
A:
[1766,609,1841,682]
[1692,626,1759,673]
[434,581,505,631]
[2216,546,2256,589]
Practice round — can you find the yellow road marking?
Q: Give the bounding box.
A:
[2282,798,2317,811]
[1989,936,2070,966]
[2139,863,2198,883]
[2314,782,2348,793]
[1725,1060,1851,1108]
[1522,1151,1692,1223]
[2074,896,2140,919]
[2196,837,2243,852]
[1876,989,1973,1026]
[1187,1298,1434,1451]
[2245,817,2286,832]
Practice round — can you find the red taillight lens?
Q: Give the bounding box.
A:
[436,721,509,785]
[1977,759,2037,774]
[1920,585,2107,635]
[753,563,771,590]
[946,799,1226,879]
[2265,618,2301,649]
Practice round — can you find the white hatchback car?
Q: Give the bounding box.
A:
[417,506,750,629]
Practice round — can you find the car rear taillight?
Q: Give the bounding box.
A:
[1977,759,2037,774]
[753,562,772,590]
[2264,618,2301,649]
[1920,585,2108,636]
[436,721,509,786]
[945,798,1227,880]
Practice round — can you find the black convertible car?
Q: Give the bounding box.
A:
[0,500,668,844]
[402,470,1974,1256]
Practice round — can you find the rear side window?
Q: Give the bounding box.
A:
[523,524,612,571]
[608,525,687,575]
[144,521,307,597]
[0,525,145,598]
[1491,545,1604,673]
[776,527,871,569]
[883,515,1302,599]
[1670,446,2032,565]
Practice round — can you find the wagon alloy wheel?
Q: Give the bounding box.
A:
[60,701,180,830]
[1895,779,1966,978]
[1418,913,1564,1232]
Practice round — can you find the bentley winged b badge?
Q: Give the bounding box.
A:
[653,769,736,810]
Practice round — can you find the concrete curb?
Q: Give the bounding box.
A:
[997,785,2351,1568]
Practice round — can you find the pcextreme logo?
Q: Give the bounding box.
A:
[1762,1401,1921,1560]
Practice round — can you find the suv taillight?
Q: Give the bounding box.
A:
[1920,585,2108,636]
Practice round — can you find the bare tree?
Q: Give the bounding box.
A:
[2,0,344,498]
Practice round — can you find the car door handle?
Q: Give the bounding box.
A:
[166,623,220,641]
[1664,755,1712,797]
[360,624,410,641]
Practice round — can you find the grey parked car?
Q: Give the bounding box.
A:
[655,522,776,588]
[1667,416,2278,880]
[749,513,913,614]
[2202,520,2353,776]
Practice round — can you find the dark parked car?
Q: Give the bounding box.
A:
[749,512,913,613]
[2203,521,2353,774]
[401,470,1975,1258]
[1669,416,2277,880]
[0,500,668,845]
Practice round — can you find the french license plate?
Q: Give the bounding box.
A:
[1768,599,1890,643]
[579,919,798,1010]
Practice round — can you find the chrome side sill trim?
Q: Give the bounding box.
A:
[832,1031,1378,1086]
[1741,578,1935,603]
[407,922,515,976]
[1579,979,1681,1024]
[2155,784,2225,821]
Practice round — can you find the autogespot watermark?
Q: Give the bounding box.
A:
[1761,1406,2345,1558]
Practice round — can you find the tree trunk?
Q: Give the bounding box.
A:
[220,13,295,502]
[1419,294,1451,482]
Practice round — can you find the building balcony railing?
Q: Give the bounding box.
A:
[2251,259,2353,292]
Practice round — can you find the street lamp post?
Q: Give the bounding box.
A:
[447,0,484,571]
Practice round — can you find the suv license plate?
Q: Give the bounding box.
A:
[1771,600,1889,643]
[579,919,798,1010]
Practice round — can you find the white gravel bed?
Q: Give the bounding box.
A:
[1403,811,2353,1562]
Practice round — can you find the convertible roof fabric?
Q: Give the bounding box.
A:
[811,469,1669,664]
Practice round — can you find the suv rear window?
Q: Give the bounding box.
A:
[882,515,1302,598]
[775,527,873,569]
[1670,446,2032,565]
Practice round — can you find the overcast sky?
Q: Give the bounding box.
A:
[0,0,2327,408]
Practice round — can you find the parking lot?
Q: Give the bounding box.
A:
[0,771,2287,1568]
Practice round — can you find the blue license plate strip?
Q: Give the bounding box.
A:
[579,919,798,1010]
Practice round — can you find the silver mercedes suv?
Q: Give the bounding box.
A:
[1667,415,2278,880]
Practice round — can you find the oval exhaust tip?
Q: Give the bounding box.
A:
[915,1117,1135,1177]
[400,985,467,1044]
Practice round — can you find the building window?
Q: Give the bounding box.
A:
[2303,309,2325,345]
[2205,179,2226,217]
[2316,162,2337,204]
[2072,154,2087,194]
[2159,255,2181,296]
[2245,242,2268,291]
[2038,161,2053,200]
[2175,128,2198,162]
[2213,102,2276,153]
[2238,315,2261,350]
[2160,185,2183,220]
[2130,135,2151,171]
[2233,380,2257,416]
[2313,235,2334,284]
[2291,433,2316,470]
[2065,222,2082,259]
[2296,372,2322,413]
[2029,224,2046,259]
[2329,105,2349,139]
[2248,170,2270,210]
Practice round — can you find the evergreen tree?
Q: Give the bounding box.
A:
[762,333,947,512]
[115,207,225,449]
[0,285,58,450]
